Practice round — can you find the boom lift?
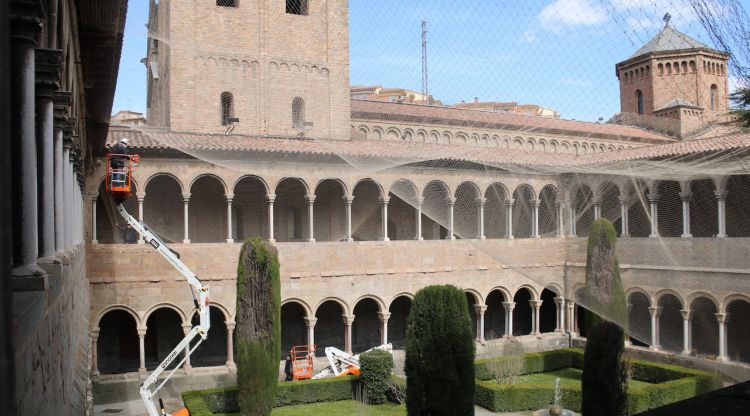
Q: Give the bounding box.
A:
[312,343,392,379]
[105,153,211,416]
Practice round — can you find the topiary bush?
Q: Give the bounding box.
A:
[359,349,394,404]
[581,320,629,416]
[582,218,627,329]
[235,238,281,416]
[405,285,475,415]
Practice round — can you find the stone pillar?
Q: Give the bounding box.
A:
[267,193,276,242]
[182,325,193,372]
[474,305,487,343]
[342,314,355,354]
[415,197,424,240]
[680,192,692,238]
[715,189,728,238]
[556,202,565,238]
[531,198,540,238]
[616,196,629,237]
[136,193,145,244]
[182,193,191,243]
[502,302,516,338]
[225,194,234,243]
[91,330,100,376]
[648,306,661,350]
[505,199,514,239]
[568,202,577,236]
[305,195,316,242]
[138,329,147,375]
[304,317,317,346]
[36,49,62,260]
[380,196,390,241]
[593,201,601,220]
[716,313,727,362]
[554,297,564,333]
[62,141,72,249]
[478,198,486,239]
[447,197,456,240]
[10,4,43,273]
[566,300,575,334]
[648,193,660,238]
[680,309,691,355]
[91,196,98,244]
[226,323,236,370]
[53,91,70,253]
[377,312,391,345]
[344,196,354,242]
[530,300,543,337]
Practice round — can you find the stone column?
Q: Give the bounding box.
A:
[225,194,234,243]
[505,199,514,239]
[304,317,317,346]
[502,302,516,338]
[344,196,354,242]
[342,314,355,354]
[531,198,540,238]
[530,300,543,337]
[478,198,486,239]
[566,300,575,334]
[715,189,728,238]
[716,313,727,362]
[648,193,660,238]
[10,3,43,274]
[680,192,692,238]
[267,193,276,242]
[91,196,98,244]
[415,197,424,240]
[62,140,72,249]
[138,329,147,375]
[447,197,456,240]
[380,196,390,241]
[568,202,577,236]
[53,91,70,253]
[226,323,236,370]
[306,195,316,242]
[136,192,145,244]
[554,297,564,332]
[91,330,100,376]
[648,306,661,350]
[377,312,391,345]
[618,196,630,237]
[474,305,487,343]
[593,201,602,220]
[680,309,691,355]
[182,325,193,372]
[556,202,565,238]
[36,49,62,260]
[182,193,191,243]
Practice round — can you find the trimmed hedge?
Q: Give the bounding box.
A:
[475,348,574,380]
[359,349,394,404]
[182,376,359,416]
[475,380,582,412]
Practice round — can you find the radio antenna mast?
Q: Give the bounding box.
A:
[421,20,429,100]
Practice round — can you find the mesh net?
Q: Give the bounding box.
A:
[108,0,750,380]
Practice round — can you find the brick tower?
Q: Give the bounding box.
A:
[145,0,351,140]
[615,22,730,137]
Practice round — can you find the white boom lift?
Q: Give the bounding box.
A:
[312,343,392,379]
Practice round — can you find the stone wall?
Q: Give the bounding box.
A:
[14,246,91,415]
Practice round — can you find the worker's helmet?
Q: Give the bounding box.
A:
[120,138,129,145]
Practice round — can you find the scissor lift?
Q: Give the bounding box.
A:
[105,153,210,416]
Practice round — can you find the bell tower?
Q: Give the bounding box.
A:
[146,0,351,140]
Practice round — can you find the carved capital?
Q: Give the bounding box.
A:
[10,0,44,44]
[35,49,63,98]
[341,314,355,326]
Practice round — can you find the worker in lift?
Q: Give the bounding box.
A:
[111,137,130,168]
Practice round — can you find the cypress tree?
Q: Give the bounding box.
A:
[405,285,475,416]
[582,218,627,330]
[235,238,281,416]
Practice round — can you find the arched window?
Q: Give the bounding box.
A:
[710,84,718,111]
[666,63,672,74]
[217,0,237,7]
[636,90,644,115]
[220,92,234,125]
[292,97,305,130]
[286,0,308,15]
[658,63,664,75]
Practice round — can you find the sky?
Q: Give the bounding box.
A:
[112,0,747,122]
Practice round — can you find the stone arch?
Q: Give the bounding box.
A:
[357,125,370,136]
[144,306,187,370]
[94,304,142,330]
[352,178,385,241]
[464,290,481,338]
[689,296,718,356]
[143,302,188,327]
[627,290,652,347]
[353,297,382,351]
[538,184,559,236]
[314,297,352,316]
[275,177,309,241]
[144,172,185,195]
[314,299,347,355]
[371,126,384,141]
[233,175,270,240]
[571,183,594,237]
[281,300,309,357]
[143,174,184,242]
[657,293,684,353]
[512,137,524,150]
[463,288,484,306]
[232,174,270,195]
[388,295,412,349]
[484,182,509,239]
[544,283,563,296]
[539,288,558,333]
[421,180,451,240]
[726,175,750,237]
[484,289,507,340]
[96,308,140,374]
[690,178,718,237]
[526,138,535,151]
[428,130,440,144]
[385,127,401,141]
[314,178,347,242]
[686,292,720,311]
[282,298,313,318]
[188,173,228,195]
[726,297,750,362]
[96,179,139,243]
[416,129,427,142]
[599,180,621,234]
[190,306,229,367]
[454,181,482,239]
[190,174,229,242]
[512,287,534,335]
[655,180,682,237]
[512,184,536,238]
[441,131,453,144]
[388,179,419,240]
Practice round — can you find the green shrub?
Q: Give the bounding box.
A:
[406,285,475,415]
[235,238,281,416]
[582,320,629,416]
[359,349,394,404]
[582,218,627,329]
[475,380,582,412]
[475,349,573,380]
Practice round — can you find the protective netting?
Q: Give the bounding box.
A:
[109,0,750,380]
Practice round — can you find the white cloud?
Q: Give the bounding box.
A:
[538,0,607,29]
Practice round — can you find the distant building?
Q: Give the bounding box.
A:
[111,110,147,127]
[351,85,441,105]
[452,98,560,118]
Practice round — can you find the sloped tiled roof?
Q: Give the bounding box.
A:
[630,24,711,58]
[351,100,672,143]
[655,98,703,111]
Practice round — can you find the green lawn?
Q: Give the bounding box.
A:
[518,368,653,391]
[271,400,406,416]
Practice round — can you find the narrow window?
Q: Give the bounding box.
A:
[217,0,237,7]
[636,90,644,115]
[221,92,234,125]
[286,0,308,15]
[292,97,305,130]
[710,84,718,111]
[658,63,664,75]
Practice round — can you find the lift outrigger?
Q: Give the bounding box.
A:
[106,153,210,416]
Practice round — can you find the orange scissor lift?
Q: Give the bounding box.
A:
[290,345,316,380]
